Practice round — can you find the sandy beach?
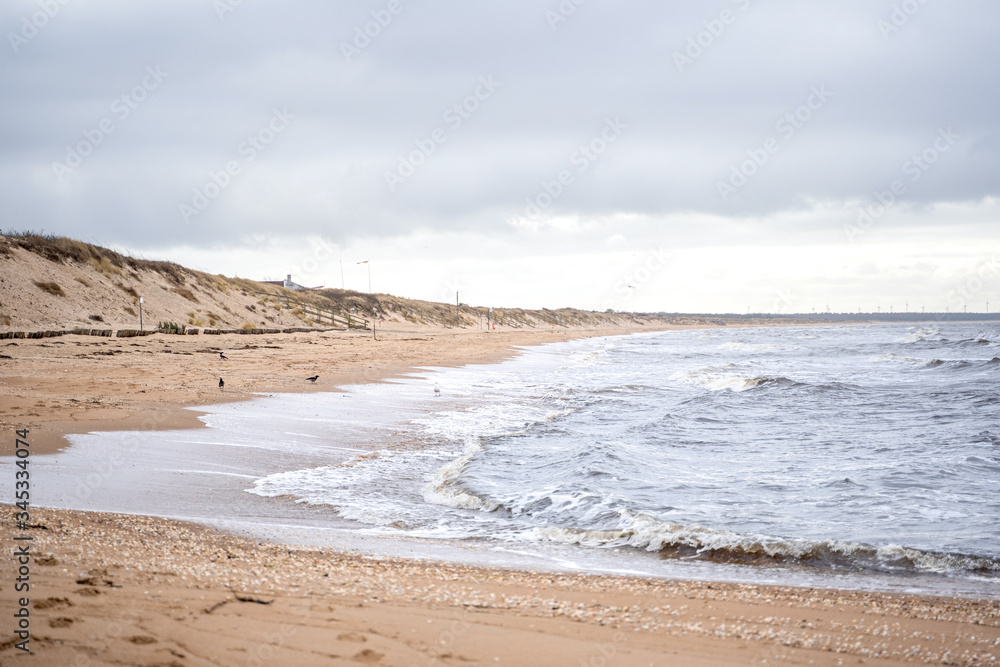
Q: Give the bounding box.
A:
[2,325,1000,665]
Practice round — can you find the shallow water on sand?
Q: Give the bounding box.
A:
[9,323,1000,598]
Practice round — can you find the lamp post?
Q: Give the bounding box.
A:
[357,260,370,293]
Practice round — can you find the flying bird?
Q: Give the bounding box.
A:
[219,377,224,390]
[220,352,228,360]
[306,375,319,383]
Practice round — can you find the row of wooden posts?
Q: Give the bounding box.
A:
[0,326,350,340]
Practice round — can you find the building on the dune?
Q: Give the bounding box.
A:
[258,274,322,291]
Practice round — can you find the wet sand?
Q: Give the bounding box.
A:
[0,324,667,455]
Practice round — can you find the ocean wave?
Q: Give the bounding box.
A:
[670,366,797,392]
[526,511,1000,577]
[903,328,999,348]
[972,431,1000,445]
[718,341,802,353]
[878,353,986,370]
[544,408,577,422]
[422,438,498,512]
[901,327,945,345]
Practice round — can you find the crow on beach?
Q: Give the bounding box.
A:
[306,375,319,383]
[220,352,228,360]
[219,377,225,389]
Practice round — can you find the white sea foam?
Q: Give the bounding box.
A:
[718,341,786,352]
[670,365,791,392]
[422,438,498,511]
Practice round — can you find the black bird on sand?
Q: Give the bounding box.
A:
[306,375,319,383]
[219,377,224,389]
[220,352,228,360]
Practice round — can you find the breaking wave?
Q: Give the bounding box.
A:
[670,366,798,392]
[422,438,498,512]
[526,512,1000,576]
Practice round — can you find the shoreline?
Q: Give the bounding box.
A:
[1,324,678,456]
[2,506,998,665]
[0,318,864,456]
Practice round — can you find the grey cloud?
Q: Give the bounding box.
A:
[1,0,997,251]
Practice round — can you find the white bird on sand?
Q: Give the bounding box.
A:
[434,383,441,397]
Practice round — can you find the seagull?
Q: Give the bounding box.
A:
[219,377,224,390]
[306,375,319,383]
[434,383,441,397]
[219,352,228,360]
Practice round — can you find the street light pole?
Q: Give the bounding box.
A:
[356,260,370,293]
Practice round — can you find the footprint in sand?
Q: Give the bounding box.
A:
[338,632,367,643]
[128,636,157,645]
[353,648,384,663]
[35,597,74,610]
[48,617,74,628]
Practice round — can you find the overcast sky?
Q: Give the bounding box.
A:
[2,1,998,313]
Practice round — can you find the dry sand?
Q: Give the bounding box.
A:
[2,325,999,665]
